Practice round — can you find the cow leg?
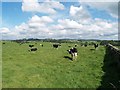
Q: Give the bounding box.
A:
[71,54,73,60]
[72,53,74,60]
[74,53,77,60]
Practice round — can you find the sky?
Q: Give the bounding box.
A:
[0,0,119,40]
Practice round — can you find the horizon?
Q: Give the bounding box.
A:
[0,0,119,40]
[1,38,120,41]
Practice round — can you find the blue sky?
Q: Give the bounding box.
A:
[2,2,32,28]
[1,0,118,40]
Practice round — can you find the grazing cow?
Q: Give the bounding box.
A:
[40,44,43,47]
[67,47,78,60]
[30,47,37,51]
[84,44,87,47]
[53,44,59,48]
[94,43,99,49]
[53,43,61,48]
[29,45,34,48]
[75,44,77,47]
[2,43,5,44]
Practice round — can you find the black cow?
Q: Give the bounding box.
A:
[30,47,37,51]
[75,44,77,47]
[29,45,34,48]
[53,43,61,48]
[53,44,59,48]
[84,44,87,47]
[94,43,99,49]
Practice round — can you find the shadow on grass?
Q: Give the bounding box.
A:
[64,56,72,61]
[97,47,120,90]
[90,49,95,51]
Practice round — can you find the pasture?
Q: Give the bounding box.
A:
[2,41,107,88]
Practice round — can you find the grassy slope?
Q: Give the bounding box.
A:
[2,41,105,88]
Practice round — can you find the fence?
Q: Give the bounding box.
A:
[106,43,120,68]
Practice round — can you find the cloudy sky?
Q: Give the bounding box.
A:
[0,0,119,40]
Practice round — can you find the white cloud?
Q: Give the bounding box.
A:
[1,1,118,40]
[1,15,55,40]
[22,0,65,14]
[81,2,118,18]
[70,5,91,19]
[0,27,19,40]
[0,28,10,34]
[1,15,118,40]
[58,19,82,29]
[54,17,118,39]
[28,15,53,28]
[69,5,92,25]
[70,5,81,16]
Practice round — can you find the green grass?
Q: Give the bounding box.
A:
[2,41,106,88]
[116,46,120,49]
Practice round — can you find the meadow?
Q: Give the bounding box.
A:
[2,41,107,88]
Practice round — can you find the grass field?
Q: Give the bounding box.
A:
[116,46,120,49]
[2,41,106,88]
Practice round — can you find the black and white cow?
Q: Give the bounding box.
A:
[30,47,37,51]
[40,44,43,47]
[29,45,34,48]
[67,47,78,60]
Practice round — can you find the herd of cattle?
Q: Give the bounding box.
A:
[28,43,62,51]
[2,42,99,60]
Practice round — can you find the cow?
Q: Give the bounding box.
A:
[40,44,43,46]
[94,43,99,49]
[29,47,37,51]
[53,44,59,48]
[53,43,61,49]
[29,45,34,48]
[67,47,78,60]
[75,44,78,47]
[84,44,87,47]
[2,43,5,44]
